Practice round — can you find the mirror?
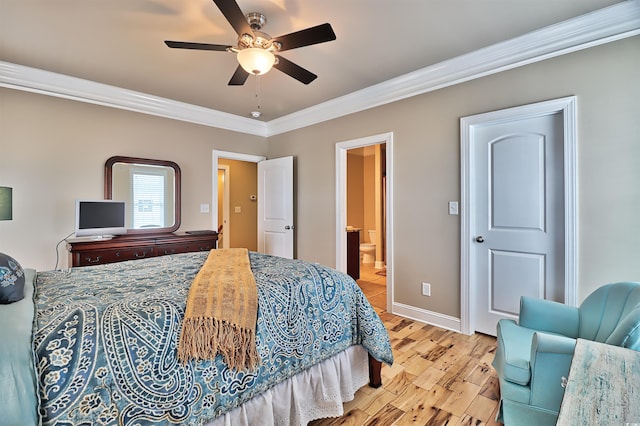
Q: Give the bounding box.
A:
[105,156,181,234]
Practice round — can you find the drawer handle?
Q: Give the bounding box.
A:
[85,256,101,264]
[163,249,176,255]
[134,252,147,258]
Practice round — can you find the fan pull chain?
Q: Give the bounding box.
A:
[251,75,262,118]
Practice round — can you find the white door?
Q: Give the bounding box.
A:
[472,113,565,335]
[258,156,294,259]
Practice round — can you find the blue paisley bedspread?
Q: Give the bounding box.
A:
[33,251,393,425]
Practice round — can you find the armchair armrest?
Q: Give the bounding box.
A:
[531,332,577,357]
[520,296,579,338]
[529,332,577,413]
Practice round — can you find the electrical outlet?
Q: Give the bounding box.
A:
[422,282,431,296]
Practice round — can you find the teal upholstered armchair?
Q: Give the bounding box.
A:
[492,281,640,425]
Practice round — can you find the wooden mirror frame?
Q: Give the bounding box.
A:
[104,156,181,234]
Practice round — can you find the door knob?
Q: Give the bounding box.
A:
[285,225,294,230]
[475,236,485,243]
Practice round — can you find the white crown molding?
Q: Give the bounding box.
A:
[1,1,638,138]
[0,61,269,137]
[267,0,640,136]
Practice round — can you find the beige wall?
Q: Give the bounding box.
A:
[1,35,638,325]
[0,88,267,271]
[267,35,640,317]
[218,159,258,251]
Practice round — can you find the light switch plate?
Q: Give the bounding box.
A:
[200,203,209,213]
[448,201,459,215]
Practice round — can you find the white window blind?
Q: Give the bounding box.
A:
[132,173,165,229]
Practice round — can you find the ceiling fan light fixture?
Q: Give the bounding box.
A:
[237,48,276,75]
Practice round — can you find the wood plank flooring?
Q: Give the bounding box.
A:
[310,264,502,426]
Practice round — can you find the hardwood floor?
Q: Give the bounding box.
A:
[310,264,502,425]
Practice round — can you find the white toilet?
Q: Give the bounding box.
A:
[360,230,376,264]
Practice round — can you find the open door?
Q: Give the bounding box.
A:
[258,156,294,259]
[217,165,230,248]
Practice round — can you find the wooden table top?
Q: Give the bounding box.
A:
[557,338,640,425]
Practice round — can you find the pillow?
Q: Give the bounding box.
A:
[0,253,25,304]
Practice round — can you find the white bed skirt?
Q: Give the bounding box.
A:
[209,345,370,426]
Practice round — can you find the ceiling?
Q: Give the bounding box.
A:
[1,0,623,122]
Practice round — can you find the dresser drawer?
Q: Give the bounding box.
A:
[156,241,216,257]
[74,247,154,266]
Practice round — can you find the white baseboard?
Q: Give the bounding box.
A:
[391,302,462,333]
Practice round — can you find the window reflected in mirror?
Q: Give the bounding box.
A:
[105,156,181,234]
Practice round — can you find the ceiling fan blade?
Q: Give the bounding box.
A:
[212,0,254,37]
[165,41,230,51]
[272,23,336,52]
[228,65,249,85]
[273,55,317,85]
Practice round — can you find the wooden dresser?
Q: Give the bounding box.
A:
[67,232,218,267]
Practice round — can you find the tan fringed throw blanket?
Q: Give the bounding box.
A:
[178,248,260,370]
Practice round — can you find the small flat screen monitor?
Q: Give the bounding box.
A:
[75,200,127,238]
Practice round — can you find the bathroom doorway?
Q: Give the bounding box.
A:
[347,146,386,265]
[336,132,393,313]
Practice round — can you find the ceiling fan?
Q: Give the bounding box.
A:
[164,0,336,86]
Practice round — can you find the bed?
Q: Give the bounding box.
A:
[1,250,393,426]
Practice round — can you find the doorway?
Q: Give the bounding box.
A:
[217,159,258,251]
[212,150,294,258]
[336,132,393,313]
[212,150,265,250]
[347,145,387,310]
[460,97,578,335]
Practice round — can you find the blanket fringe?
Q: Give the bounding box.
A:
[178,317,260,370]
